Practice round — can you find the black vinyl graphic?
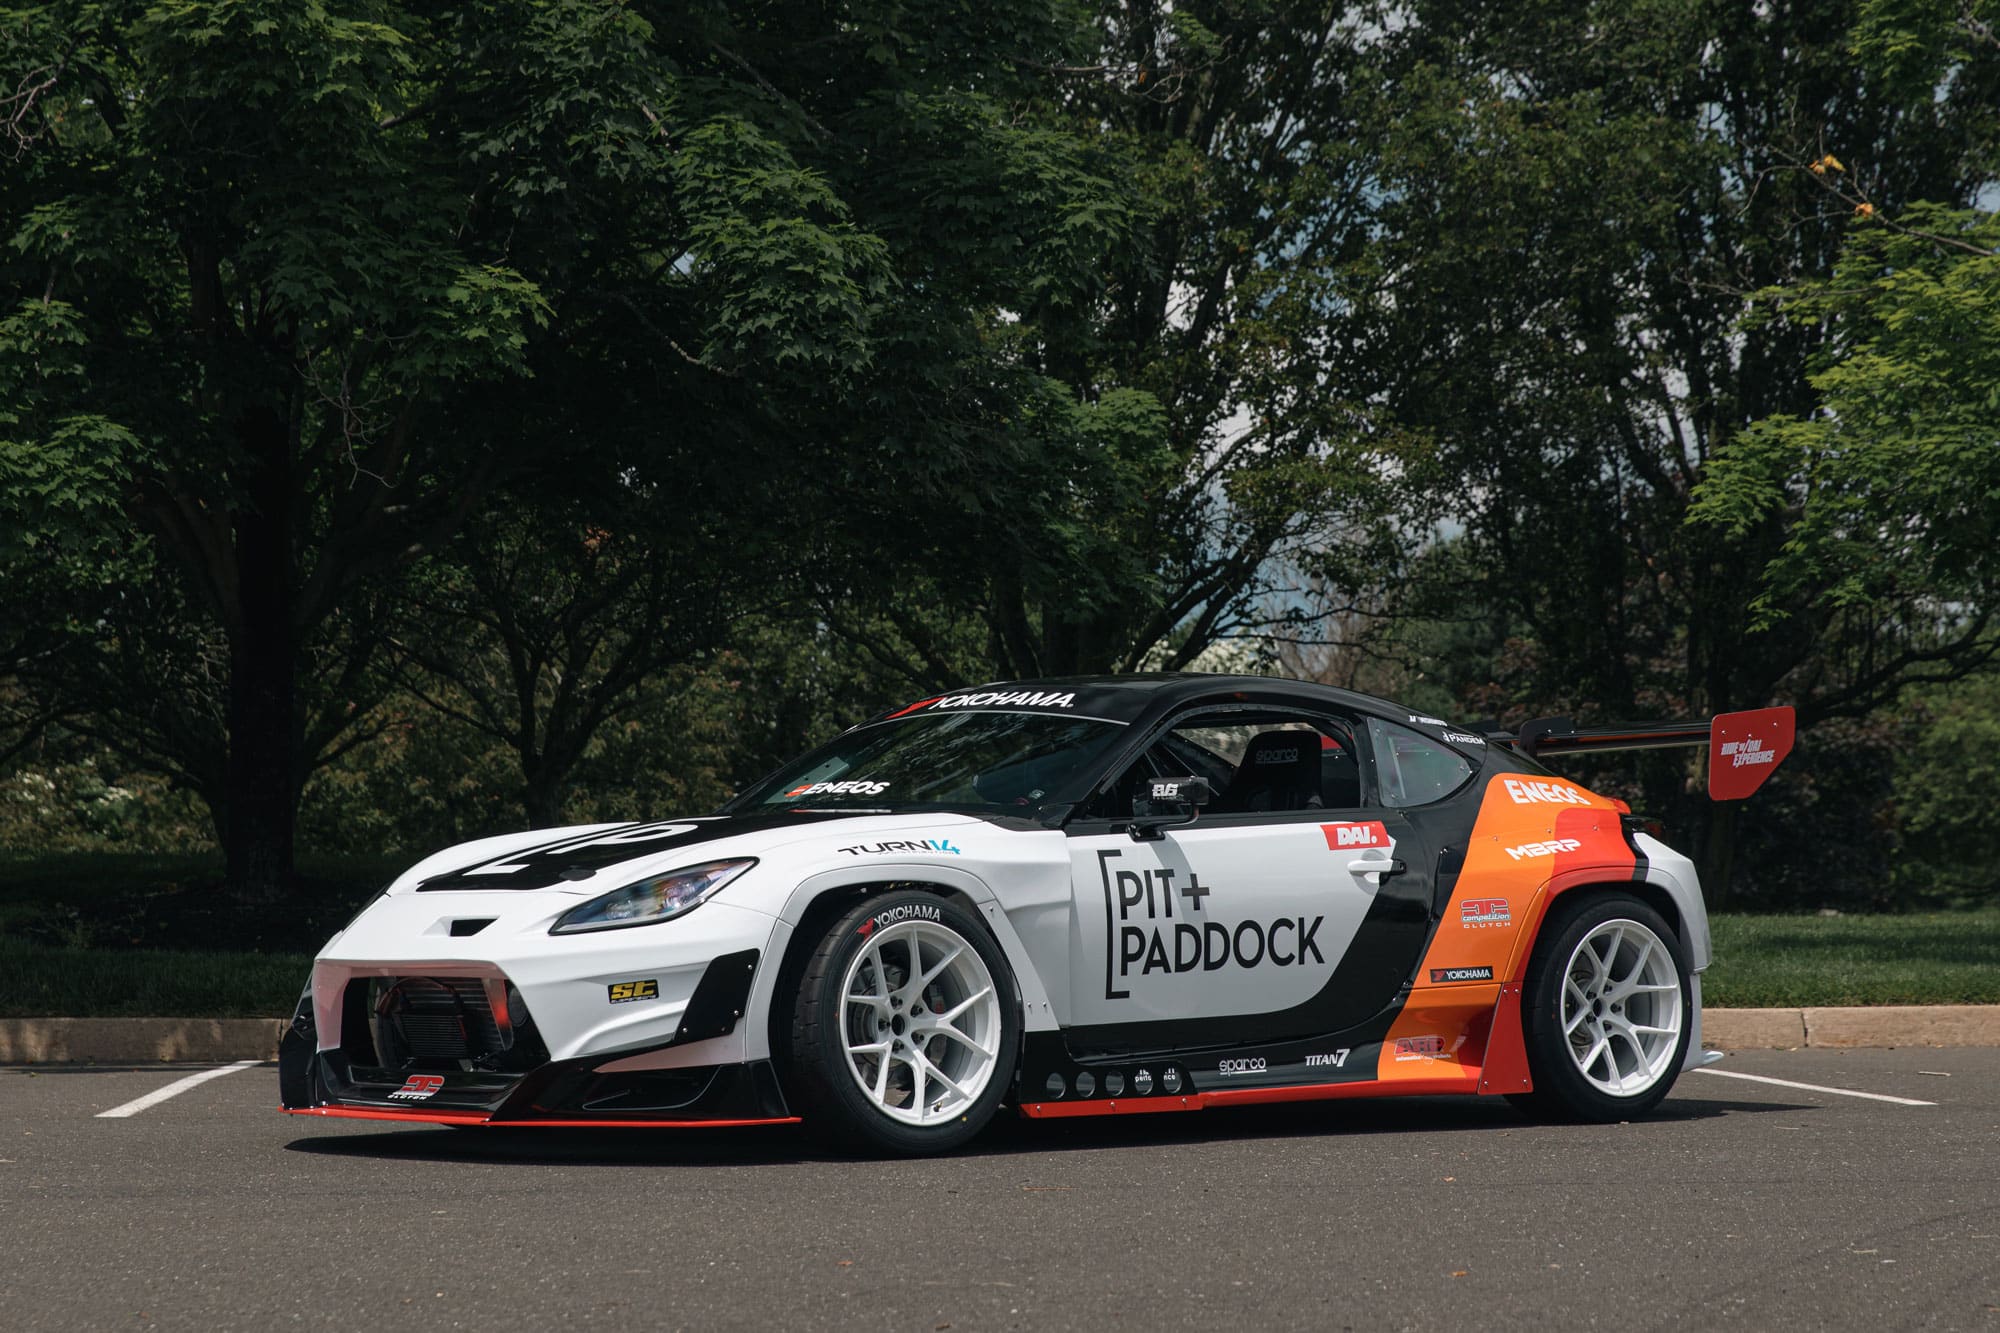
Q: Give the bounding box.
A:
[1063,785,1489,1061]
[417,812,884,891]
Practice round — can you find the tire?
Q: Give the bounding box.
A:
[1511,891,1692,1122]
[790,891,1020,1155]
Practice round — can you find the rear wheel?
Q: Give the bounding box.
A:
[791,892,1019,1155]
[1512,892,1691,1121]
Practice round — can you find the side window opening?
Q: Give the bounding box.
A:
[1082,709,1364,820]
[1366,717,1476,808]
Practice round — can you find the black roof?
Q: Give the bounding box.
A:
[863,672,1440,730]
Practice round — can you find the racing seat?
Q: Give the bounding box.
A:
[1320,734,1361,808]
[1215,730,1323,813]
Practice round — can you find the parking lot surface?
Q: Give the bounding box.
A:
[3,1049,1996,1330]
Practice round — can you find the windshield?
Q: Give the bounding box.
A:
[729,712,1129,816]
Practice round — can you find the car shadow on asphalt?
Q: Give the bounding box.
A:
[282,1091,1817,1168]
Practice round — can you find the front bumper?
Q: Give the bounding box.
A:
[279,932,794,1127]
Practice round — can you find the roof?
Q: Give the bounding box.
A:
[864,673,1422,729]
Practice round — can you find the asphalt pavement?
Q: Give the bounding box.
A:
[3,1050,1996,1331]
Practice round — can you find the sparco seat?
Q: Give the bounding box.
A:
[1216,730,1323,813]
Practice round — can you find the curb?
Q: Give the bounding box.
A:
[0,1017,288,1064]
[1704,1005,2000,1051]
[3,1007,1999,1065]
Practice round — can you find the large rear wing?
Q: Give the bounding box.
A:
[1484,706,1796,801]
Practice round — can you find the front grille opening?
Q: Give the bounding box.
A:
[341,976,548,1074]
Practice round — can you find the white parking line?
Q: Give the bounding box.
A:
[1693,1067,1936,1106]
[96,1061,260,1119]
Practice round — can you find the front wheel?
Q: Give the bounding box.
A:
[791,892,1020,1155]
[1513,892,1691,1122]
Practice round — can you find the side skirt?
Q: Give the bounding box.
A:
[1020,1074,1483,1119]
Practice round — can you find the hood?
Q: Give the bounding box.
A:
[390,810,992,896]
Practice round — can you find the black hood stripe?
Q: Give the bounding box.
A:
[416,811,892,891]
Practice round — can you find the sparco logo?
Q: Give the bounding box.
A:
[388,1074,444,1101]
[858,902,943,935]
[1429,965,1496,983]
[1218,1057,1266,1077]
[1719,737,1777,768]
[1504,838,1582,861]
[1502,777,1592,806]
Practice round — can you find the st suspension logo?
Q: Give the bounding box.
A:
[1096,850,1321,1000]
[607,978,659,1004]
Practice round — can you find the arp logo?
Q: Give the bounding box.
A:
[388,1074,444,1101]
[607,978,659,1004]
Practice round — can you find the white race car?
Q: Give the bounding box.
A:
[280,674,1793,1153]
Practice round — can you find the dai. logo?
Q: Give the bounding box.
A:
[388,1074,444,1101]
[607,978,659,1004]
[1320,821,1390,850]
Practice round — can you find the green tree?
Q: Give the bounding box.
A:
[1337,0,2000,901]
[0,0,951,892]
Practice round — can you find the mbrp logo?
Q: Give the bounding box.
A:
[1504,838,1583,861]
[388,1074,444,1101]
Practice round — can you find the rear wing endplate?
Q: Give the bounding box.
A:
[1487,707,1796,801]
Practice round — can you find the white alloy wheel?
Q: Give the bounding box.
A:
[1560,917,1685,1097]
[837,918,1002,1127]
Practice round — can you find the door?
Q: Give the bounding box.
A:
[1063,707,1436,1051]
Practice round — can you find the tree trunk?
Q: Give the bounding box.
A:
[223,408,300,902]
[522,753,571,829]
[1699,801,1740,913]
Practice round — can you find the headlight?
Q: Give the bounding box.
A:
[548,859,756,935]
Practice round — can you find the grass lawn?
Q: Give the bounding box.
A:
[1704,909,2000,1008]
[1,852,1996,1015]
